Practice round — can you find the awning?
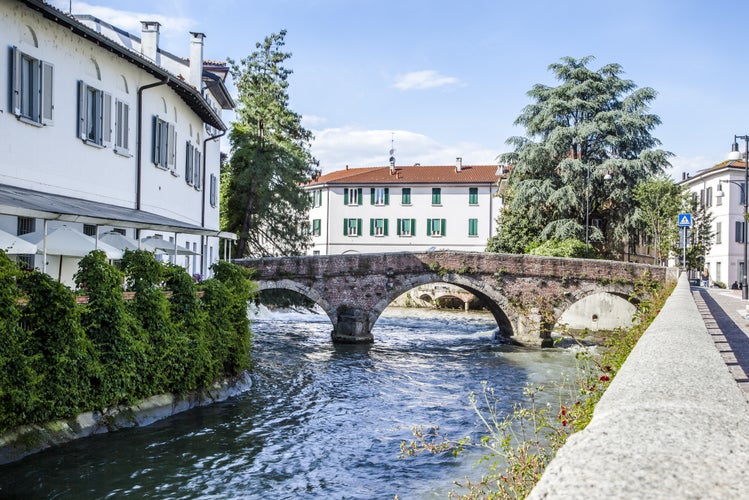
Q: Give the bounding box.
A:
[0,184,226,236]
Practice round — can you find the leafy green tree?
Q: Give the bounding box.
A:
[528,238,588,258]
[224,30,317,258]
[633,175,683,265]
[491,56,671,257]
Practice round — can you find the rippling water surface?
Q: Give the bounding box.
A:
[0,307,579,499]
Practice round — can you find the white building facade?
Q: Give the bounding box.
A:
[0,0,234,285]
[680,161,747,288]
[304,160,503,255]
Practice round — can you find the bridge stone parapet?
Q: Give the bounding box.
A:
[236,251,678,346]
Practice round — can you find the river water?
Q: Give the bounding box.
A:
[0,307,580,499]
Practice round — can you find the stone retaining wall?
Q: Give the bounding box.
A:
[0,372,252,465]
[529,274,749,498]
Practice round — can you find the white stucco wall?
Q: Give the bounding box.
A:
[0,0,223,279]
[307,183,500,255]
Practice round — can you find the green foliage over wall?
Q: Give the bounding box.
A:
[0,250,254,433]
[528,238,589,258]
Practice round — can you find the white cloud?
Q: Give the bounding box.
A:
[302,114,326,128]
[309,126,498,173]
[668,154,723,181]
[49,1,194,54]
[393,70,463,91]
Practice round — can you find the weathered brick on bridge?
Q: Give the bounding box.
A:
[236,251,677,346]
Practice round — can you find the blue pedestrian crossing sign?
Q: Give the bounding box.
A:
[678,213,692,227]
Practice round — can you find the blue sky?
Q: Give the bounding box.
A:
[52,0,749,177]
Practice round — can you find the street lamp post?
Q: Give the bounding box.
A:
[584,163,612,258]
[727,136,749,300]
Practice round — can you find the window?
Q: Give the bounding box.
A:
[432,188,442,205]
[113,228,126,236]
[10,46,53,125]
[469,187,479,205]
[736,221,745,244]
[742,183,747,206]
[402,188,411,205]
[311,189,323,208]
[77,81,111,146]
[716,261,722,283]
[152,116,176,170]
[16,216,35,236]
[370,218,388,236]
[83,224,97,237]
[699,189,704,208]
[312,219,321,236]
[706,187,713,208]
[716,221,722,244]
[717,186,723,206]
[209,174,218,207]
[114,99,130,155]
[185,142,202,188]
[397,218,415,237]
[468,218,478,237]
[343,218,362,236]
[344,188,362,206]
[371,187,389,206]
[427,218,446,237]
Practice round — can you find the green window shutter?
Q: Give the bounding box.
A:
[397,218,402,236]
[384,219,389,236]
[469,187,478,205]
[370,218,375,236]
[411,218,416,236]
[357,218,362,236]
[384,188,390,205]
[344,188,349,205]
[343,218,348,236]
[371,188,375,205]
[427,218,432,236]
[358,188,363,205]
[432,188,441,205]
[402,188,411,205]
[441,219,446,236]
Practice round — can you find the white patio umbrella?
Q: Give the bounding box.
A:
[99,231,162,254]
[23,225,123,259]
[140,236,198,255]
[0,228,37,254]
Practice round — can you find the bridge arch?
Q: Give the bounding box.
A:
[254,279,337,328]
[553,285,637,333]
[370,274,516,341]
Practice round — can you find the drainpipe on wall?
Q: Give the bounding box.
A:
[135,77,169,239]
[201,128,226,275]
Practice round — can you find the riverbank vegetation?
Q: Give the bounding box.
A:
[401,274,673,499]
[0,249,255,434]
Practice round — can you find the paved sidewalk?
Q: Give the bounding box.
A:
[691,286,749,398]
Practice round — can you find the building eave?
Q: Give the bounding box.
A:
[19,0,227,131]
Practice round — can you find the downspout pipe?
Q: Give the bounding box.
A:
[201,128,226,275]
[135,77,169,239]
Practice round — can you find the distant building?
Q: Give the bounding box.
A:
[303,158,504,255]
[679,160,747,287]
[0,0,234,286]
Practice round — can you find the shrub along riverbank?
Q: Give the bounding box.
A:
[0,249,255,434]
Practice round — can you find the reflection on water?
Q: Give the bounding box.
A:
[0,307,578,499]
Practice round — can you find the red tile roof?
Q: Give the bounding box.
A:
[307,165,501,186]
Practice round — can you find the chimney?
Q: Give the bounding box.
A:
[140,21,161,64]
[389,156,396,174]
[189,32,205,90]
[682,172,687,181]
[456,157,463,172]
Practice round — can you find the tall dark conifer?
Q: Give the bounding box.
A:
[224,31,316,257]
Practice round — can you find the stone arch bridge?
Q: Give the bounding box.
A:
[235,251,678,347]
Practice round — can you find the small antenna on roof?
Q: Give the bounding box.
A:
[389,132,396,173]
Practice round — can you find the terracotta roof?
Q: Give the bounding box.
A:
[306,165,501,186]
[680,160,749,184]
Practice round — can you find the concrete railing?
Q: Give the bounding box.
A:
[529,274,749,499]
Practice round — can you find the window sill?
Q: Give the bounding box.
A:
[171,170,180,177]
[114,148,132,158]
[81,139,105,149]
[16,115,44,127]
